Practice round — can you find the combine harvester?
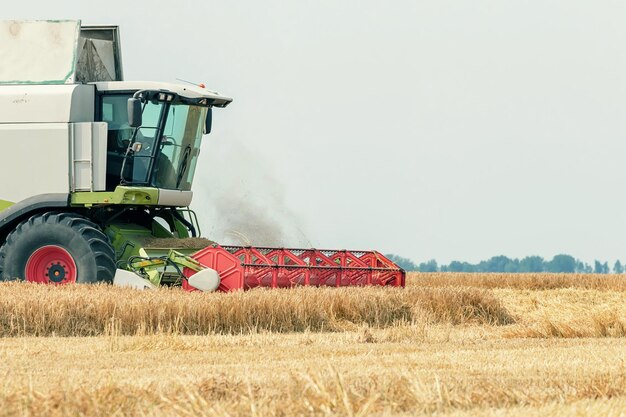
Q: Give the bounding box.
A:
[0,20,405,292]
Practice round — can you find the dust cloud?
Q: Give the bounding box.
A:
[194,138,311,248]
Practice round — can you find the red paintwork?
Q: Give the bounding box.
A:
[25,245,77,284]
[183,245,405,292]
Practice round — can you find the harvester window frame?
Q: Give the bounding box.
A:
[98,91,136,191]
[126,99,170,187]
[98,91,168,190]
[97,90,208,192]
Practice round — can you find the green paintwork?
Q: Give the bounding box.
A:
[150,212,190,239]
[104,223,162,285]
[71,186,160,207]
[104,222,208,287]
[105,223,153,258]
[0,80,75,85]
[0,200,14,212]
[127,250,205,279]
[63,20,80,84]
[172,215,191,239]
[151,219,174,238]
[152,210,191,239]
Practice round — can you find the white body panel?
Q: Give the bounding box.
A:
[0,20,231,206]
[0,20,80,84]
[0,84,94,123]
[0,81,228,205]
[158,189,193,207]
[0,124,71,202]
[71,122,107,192]
[188,268,220,292]
[113,269,156,290]
[0,121,108,202]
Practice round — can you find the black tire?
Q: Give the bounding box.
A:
[0,212,116,283]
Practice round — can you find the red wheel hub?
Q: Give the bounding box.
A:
[25,245,77,284]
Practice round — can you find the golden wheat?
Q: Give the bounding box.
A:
[496,288,626,338]
[0,282,512,337]
[1,274,626,416]
[408,272,626,291]
[0,332,625,416]
[1,372,625,417]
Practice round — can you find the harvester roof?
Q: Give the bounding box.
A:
[92,81,232,108]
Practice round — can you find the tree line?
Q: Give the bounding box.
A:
[385,254,625,274]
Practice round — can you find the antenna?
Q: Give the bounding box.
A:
[176,78,206,89]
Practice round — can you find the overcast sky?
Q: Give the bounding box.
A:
[3,1,626,263]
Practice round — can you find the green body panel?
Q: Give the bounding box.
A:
[0,200,14,212]
[0,185,202,287]
[105,223,163,286]
[127,250,205,278]
[172,217,190,238]
[71,186,160,207]
[104,222,208,286]
[151,220,174,238]
[156,211,191,239]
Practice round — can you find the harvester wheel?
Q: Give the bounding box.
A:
[0,212,116,284]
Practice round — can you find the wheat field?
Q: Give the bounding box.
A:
[0,272,625,416]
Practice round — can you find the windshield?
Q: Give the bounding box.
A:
[102,94,207,191]
[157,104,206,190]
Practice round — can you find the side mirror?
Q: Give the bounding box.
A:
[128,98,143,128]
[204,108,212,134]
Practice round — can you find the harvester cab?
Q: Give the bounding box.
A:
[0,20,405,291]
